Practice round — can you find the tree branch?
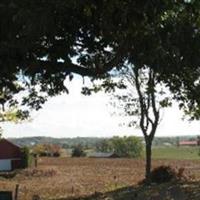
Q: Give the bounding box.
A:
[134,67,147,137]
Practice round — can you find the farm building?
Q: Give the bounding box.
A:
[88,152,119,158]
[179,140,198,146]
[0,139,23,171]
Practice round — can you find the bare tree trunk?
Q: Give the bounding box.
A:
[145,138,152,182]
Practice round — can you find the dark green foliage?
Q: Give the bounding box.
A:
[0,1,200,120]
[150,166,177,184]
[71,145,86,157]
[21,146,31,168]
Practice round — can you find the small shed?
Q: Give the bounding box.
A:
[0,139,22,171]
[88,152,119,158]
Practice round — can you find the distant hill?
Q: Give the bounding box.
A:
[7,136,105,148]
[7,135,199,148]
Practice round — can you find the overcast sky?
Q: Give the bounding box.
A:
[1,76,200,138]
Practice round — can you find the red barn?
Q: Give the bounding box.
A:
[0,139,22,171]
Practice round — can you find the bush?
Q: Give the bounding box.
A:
[21,146,31,168]
[71,145,86,157]
[150,166,177,184]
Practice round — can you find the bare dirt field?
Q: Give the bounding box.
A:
[0,157,200,200]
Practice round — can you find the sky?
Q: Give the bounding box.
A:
[1,76,200,138]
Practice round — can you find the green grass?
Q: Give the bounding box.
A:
[151,146,200,160]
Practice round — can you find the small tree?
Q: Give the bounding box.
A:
[71,145,86,157]
[95,139,113,153]
[95,136,143,158]
[124,136,143,158]
[84,65,172,181]
[114,66,171,181]
[111,136,143,158]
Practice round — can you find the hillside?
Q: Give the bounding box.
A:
[8,136,104,148]
[7,135,199,148]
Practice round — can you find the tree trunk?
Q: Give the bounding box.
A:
[145,139,152,182]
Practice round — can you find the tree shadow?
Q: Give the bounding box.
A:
[51,180,200,200]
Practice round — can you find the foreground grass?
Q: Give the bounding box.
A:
[49,181,200,200]
[151,146,200,160]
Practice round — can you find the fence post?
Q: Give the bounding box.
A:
[14,184,19,200]
[34,154,38,168]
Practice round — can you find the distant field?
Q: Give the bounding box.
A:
[151,146,200,160]
[0,157,200,200]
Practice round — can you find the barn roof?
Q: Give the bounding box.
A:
[0,139,22,159]
[179,141,197,145]
[88,152,119,158]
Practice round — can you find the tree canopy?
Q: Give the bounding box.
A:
[1,1,200,116]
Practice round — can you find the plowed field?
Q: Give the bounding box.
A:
[0,157,199,200]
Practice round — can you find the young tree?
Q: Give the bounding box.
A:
[95,136,143,158]
[111,136,143,158]
[95,139,112,153]
[82,65,172,181]
[116,66,171,181]
[88,65,171,180]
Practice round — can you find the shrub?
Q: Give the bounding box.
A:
[150,166,177,183]
[21,146,31,168]
[71,145,86,157]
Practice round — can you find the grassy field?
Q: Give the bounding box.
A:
[152,146,200,160]
[0,157,199,200]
